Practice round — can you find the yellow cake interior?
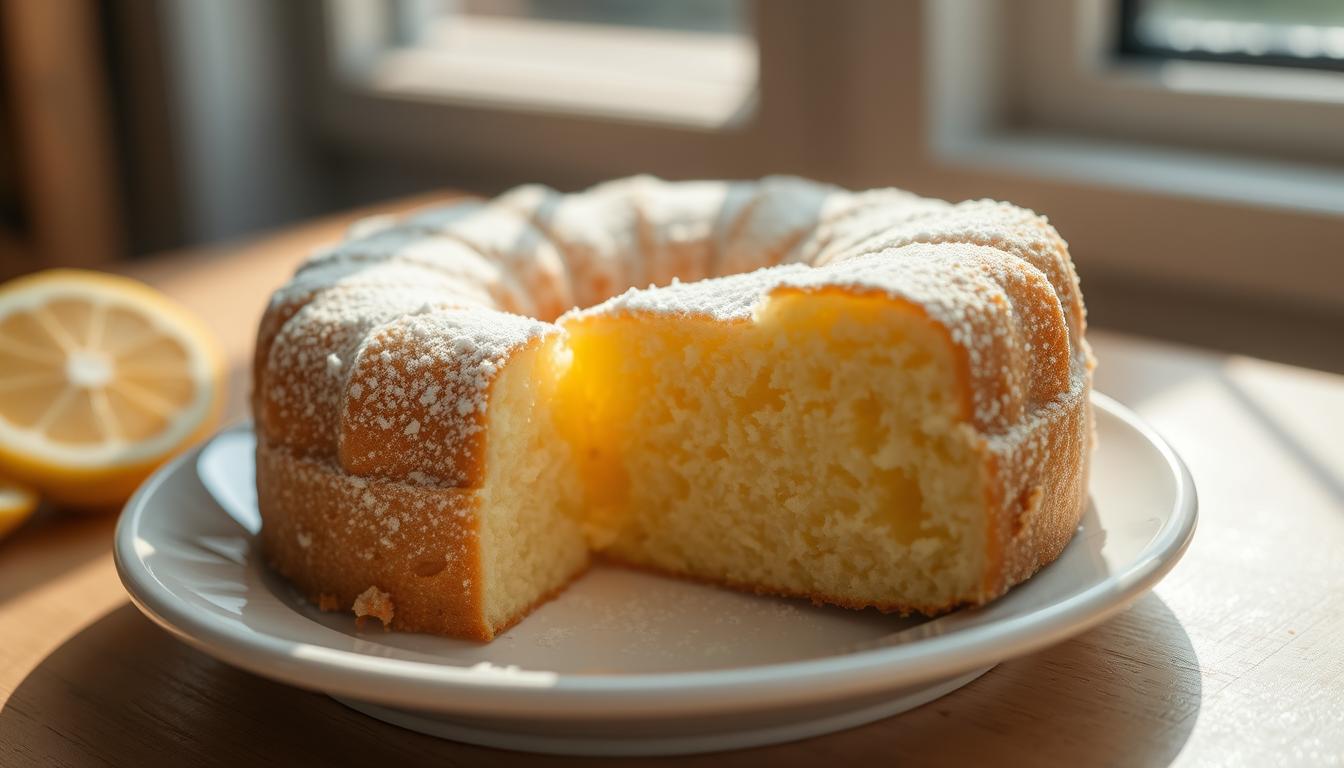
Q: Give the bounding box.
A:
[543,288,990,611]
[475,337,589,631]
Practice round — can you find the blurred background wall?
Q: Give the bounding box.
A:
[1,0,1341,367]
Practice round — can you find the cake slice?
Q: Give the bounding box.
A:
[258,307,587,640]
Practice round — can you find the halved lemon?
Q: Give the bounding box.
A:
[0,270,224,509]
[0,476,39,539]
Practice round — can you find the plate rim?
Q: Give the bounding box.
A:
[114,391,1197,717]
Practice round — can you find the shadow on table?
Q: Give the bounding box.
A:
[0,506,116,609]
[1216,370,1344,507]
[0,594,1199,767]
[828,591,1203,766]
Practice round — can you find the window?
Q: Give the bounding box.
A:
[928,0,1344,310]
[332,0,756,129]
[316,1,841,193]
[383,0,756,128]
[932,0,1344,177]
[1119,0,1344,72]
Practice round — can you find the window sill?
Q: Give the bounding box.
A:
[355,16,758,130]
[935,131,1344,218]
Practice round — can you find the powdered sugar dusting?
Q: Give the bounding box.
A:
[258,282,476,456]
[403,201,573,319]
[338,308,555,486]
[258,439,480,572]
[525,179,644,309]
[259,172,1087,508]
[716,175,842,275]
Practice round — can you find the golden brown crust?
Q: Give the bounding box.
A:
[983,363,1093,601]
[256,439,493,640]
[256,284,472,460]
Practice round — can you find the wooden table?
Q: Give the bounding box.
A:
[2,199,1342,767]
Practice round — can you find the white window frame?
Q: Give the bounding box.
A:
[344,8,758,130]
[312,0,839,192]
[1014,0,1344,164]
[927,0,1344,311]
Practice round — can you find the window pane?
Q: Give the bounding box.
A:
[358,0,757,129]
[1121,0,1344,69]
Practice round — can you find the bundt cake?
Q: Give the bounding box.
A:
[254,176,1093,642]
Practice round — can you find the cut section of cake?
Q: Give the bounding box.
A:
[557,243,1088,612]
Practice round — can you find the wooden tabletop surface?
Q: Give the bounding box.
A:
[1,197,1342,767]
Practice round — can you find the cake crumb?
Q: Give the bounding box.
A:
[317,593,341,612]
[353,585,395,629]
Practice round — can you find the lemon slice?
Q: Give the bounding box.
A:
[0,477,39,539]
[0,270,224,508]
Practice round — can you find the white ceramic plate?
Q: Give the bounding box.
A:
[115,392,1196,756]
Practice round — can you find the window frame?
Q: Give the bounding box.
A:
[1116,0,1344,75]
[1004,0,1344,166]
[926,0,1344,311]
[359,3,759,130]
[311,0,844,192]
